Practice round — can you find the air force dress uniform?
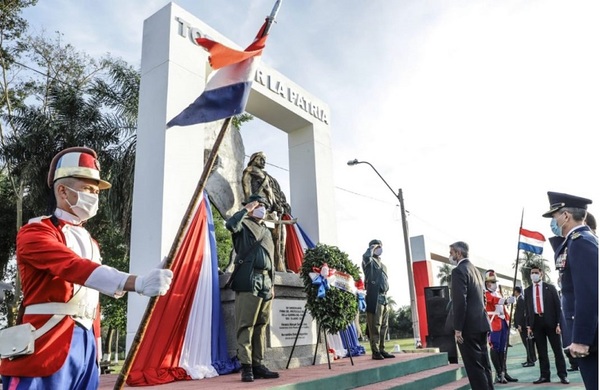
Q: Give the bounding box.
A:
[543,191,598,389]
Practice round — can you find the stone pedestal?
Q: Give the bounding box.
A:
[220,272,329,369]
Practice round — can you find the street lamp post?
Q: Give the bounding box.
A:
[347,159,421,348]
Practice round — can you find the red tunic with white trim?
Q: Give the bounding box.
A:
[485,290,510,332]
[0,209,129,377]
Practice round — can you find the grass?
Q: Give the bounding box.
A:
[359,337,416,355]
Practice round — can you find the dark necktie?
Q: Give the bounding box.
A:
[535,283,543,314]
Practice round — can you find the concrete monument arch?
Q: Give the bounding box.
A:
[127,2,336,349]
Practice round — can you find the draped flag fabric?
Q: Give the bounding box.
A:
[283,214,365,357]
[166,22,268,127]
[127,193,238,386]
[283,213,315,273]
[518,228,546,255]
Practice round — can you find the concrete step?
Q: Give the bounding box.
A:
[269,353,451,390]
[353,363,466,390]
[433,373,471,390]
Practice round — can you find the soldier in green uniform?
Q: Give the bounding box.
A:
[362,239,395,360]
[226,194,279,382]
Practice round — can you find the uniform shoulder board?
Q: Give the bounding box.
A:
[571,232,582,240]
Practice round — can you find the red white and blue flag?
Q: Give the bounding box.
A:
[166,22,268,127]
[518,228,546,255]
[283,214,316,273]
[127,193,238,386]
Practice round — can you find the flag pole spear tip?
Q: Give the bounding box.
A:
[263,0,282,36]
[269,0,283,22]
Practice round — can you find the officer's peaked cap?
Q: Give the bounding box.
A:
[542,191,592,218]
[369,239,382,246]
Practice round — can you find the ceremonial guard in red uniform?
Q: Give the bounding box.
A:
[0,147,173,389]
[484,270,518,384]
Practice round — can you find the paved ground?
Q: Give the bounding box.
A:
[100,340,586,389]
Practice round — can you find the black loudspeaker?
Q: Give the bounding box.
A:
[425,286,450,337]
[427,335,458,364]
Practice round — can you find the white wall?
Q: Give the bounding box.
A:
[127,2,335,350]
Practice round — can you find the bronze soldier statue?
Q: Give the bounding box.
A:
[242,152,291,272]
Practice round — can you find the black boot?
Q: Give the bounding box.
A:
[500,352,518,382]
[241,364,254,382]
[490,350,507,384]
[252,364,280,379]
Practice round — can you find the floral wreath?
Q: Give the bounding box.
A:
[300,243,364,333]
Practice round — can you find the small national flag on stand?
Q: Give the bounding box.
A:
[518,228,546,254]
[166,20,269,128]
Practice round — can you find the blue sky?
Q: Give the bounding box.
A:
[22,0,600,306]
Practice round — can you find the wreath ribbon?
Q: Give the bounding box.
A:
[312,274,330,298]
[311,264,334,298]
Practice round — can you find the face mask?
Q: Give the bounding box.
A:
[550,213,566,237]
[374,247,383,256]
[488,283,497,292]
[531,273,541,283]
[448,255,457,266]
[550,218,563,237]
[65,186,99,221]
[252,206,266,219]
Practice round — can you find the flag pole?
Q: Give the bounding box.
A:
[503,208,524,371]
[113,117,231,390]
[113,2,282,389]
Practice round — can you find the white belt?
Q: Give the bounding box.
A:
[487,311,506,320]
[25,302,97,320]
[33,315,66,339]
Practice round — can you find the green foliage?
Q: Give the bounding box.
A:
[231,113,253,130]
[211,204,233,271]
[392,305,413,338]
[0,173,17,277]
[89,220,130,333]
[359,304,414,340]
[300,244,360,333]
[437,264,454,288]
[0,0,38,66]
[517,252,552,288]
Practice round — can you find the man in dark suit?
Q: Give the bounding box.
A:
[524,265,568,384]
[513,286,537,366]
[543,192,598,389]
[448,241,494,389]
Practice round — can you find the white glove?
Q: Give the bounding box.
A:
[135,269,173,297]
[506,296,516,305]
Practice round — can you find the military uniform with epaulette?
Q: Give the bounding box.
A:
[543,191,598,389]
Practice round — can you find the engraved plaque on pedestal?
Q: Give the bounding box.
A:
[270,299,317,348]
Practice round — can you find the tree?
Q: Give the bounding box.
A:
[437,264,454,288]
[394,305,413,338]
[516,251,552,289]
[386,296,397,312]
[0,26,141,336]
[0,31,118,269]
[0,0,39,279]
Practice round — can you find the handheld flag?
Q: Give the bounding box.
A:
[518,228,546,254]
[166,20,269,127]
